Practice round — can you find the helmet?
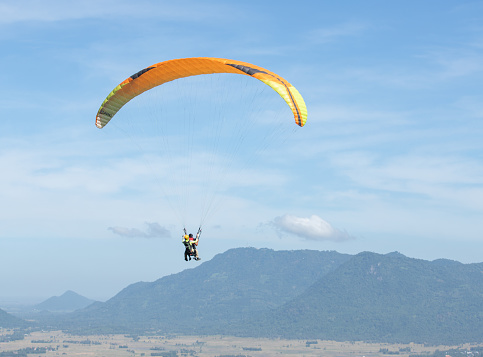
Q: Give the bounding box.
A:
[189,233,193,238]
[184,235,189,239]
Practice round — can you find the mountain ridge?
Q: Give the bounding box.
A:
[55,248,351,333]
[13,248,483,344]
[236,251,483,344]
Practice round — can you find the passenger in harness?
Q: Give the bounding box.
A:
[182,228,201,261]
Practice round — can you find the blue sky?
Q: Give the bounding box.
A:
[1,0,483,303]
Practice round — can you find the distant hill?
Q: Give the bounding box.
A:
[34,290,95,312]
[237,251,483,344]
[38,248,483,344]
[0,308,27,328]
[55,248,351,333]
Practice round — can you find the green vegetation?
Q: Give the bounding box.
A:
[55,248,351,334]
[242,252,483,344]
[22,248,483,344]
[150,352,178,357]
[0,347,48,356]
[0,331,24,343]
[0,310,28,329]
[63,339,101,345]
[412,346,483,357]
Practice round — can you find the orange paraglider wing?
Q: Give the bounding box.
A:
[95,57,307,128]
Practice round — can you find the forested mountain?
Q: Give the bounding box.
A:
[35,248,482,344]
[54,248,351,333]
[235,251,483,344]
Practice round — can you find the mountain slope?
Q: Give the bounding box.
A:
[34,290,95,312]
[43,249,483,344]
[238,251,483,344]
[61,248,351,333]
[0,308,28,328]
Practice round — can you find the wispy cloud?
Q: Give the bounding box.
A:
[108,222,171,239]
[325,150,483,214]
[0,0,232,25]
[308,22,367,44]
[340,44,483,90]
[271,214,353,241]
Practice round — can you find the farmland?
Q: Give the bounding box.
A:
[1,329,482,357]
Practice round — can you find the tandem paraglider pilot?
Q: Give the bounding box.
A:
[182,228,201,261]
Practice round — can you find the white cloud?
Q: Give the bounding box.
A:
[108,222,171,239]
[309,22,367,44]
[328,151,483,210]
[339,44,483,90]
[271,214,353,241]
[0,0,236,25]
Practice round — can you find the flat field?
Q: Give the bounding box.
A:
[1,329,481,357]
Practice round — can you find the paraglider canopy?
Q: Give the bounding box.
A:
[96,57,307,129]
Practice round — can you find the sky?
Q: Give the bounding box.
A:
[1,0,483,303]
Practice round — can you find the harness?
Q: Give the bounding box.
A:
[183,227,202,259]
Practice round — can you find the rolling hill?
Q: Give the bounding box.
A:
[34,290,95,312]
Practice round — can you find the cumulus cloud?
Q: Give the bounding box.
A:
[272,214,353,241]
[108,222,171,239]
